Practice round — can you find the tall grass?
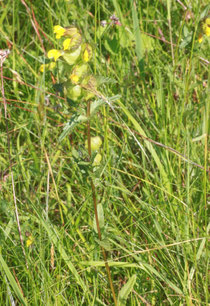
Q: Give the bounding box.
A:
[0,0,209,304]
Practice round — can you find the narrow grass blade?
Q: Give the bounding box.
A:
[0,253,27,305]
[130,0,144,71]
[41,221,86,287]
[117,100,171,192]
[37,216,91,298]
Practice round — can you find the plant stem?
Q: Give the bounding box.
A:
[87,101,117,306]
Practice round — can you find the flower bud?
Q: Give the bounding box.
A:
[68,85,82,101]
[85,136,102,152]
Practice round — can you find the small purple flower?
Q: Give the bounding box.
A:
[110,14,121,26]
[100,20,107,27]
[110,14,119,22]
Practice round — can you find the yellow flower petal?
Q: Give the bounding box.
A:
[70,74,79,84]
[205,18,210,26]
[63,38,71,50]
[53,25,66,39]
[82,44,92,62]
[47,49,62,61]
[202,20,210,36]
[205,26,210,36]
[39,64,46,72]
[83,50,89,62]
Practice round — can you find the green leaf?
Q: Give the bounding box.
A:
[117,274,137,306]
[199,4,210,21]
[180,31,193,49]
[118,27,133,48]
[96,25,108,39]
[59,113,87,142]
[104,37,120,55]
[59,95,120,141]
[93,204,104,233]
[96,76,117,85]
[96,239,112,251]
[142,34,155,52]
[90,99,106,116]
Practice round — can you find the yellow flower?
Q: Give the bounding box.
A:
[203,18,210,36]
[47,49,62,61]
[70,74,79,84]
[54,25,66,39]
[63,38,71,50]
[39,64,45,72]
[205,18,210,26]
[26,235,34,247]
[205,25,210,36]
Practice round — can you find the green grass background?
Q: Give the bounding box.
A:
[0,0,209,305]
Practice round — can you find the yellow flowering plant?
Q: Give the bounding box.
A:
[42,24,96,103]
[42,23,120,305]
[43,24,106,168]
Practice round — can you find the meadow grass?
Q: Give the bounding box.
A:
[0,0,209,305]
